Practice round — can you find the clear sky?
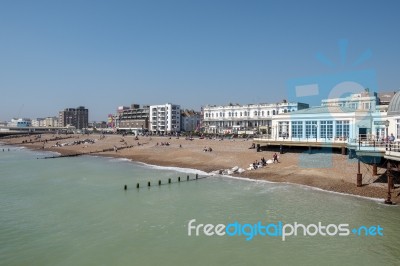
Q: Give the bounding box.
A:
[1,0,399,121]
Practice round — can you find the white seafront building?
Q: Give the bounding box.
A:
[202,101,309,134]
[267,91,398,143]
[149,103,181,134]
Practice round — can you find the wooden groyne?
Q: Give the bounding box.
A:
[39,145,135,159]
[124,174,210,191]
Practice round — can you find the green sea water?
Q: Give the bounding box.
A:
[0,145,399,266]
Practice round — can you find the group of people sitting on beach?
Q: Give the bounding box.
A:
[252,158,267,169]
[156,142,170,146]
[203,147,213,152]
[251,153,280,170]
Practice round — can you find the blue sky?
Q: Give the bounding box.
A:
[1,0,399,121]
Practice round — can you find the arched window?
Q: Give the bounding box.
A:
[262,111,264,116]
[240,112,242,116]
[267,111,270,116]
[254,111,257,116]
[272,110,276,115]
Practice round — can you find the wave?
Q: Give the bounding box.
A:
[107,158,132,163]
[135,161,209,176]
[218,174,386,203]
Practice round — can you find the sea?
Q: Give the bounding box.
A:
[1,144,399,266]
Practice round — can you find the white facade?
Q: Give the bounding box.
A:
[202,101,309,134]
[31,118,45,127]
[269,92,391,143]
[44,117,59,127]
[8,118,31,128]
[181,111,200,132]
[321,92,378,111]
[149,103,180,134]
[269,107,386,142]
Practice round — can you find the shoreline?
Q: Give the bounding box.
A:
[2,134,399,204]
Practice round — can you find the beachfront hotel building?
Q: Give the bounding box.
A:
[202,101,309,134]
[115,104,150,134]
[180,110,201,132]
[268,91,398,142]
[58,106,89,129]
[149,103,181,134]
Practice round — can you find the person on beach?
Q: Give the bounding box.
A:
[273,153,279,163]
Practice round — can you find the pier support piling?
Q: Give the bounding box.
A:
[385,161,393,204]
[187,175,189,181]
[196,174,198,180]
[357,158,362,187]
[341,146,346,155]
[178,177,180,182]
[124,185,127,190]
[168,178,171,184]
[373,164,377,176]
[158,180,161,186]
[136,183,139,189]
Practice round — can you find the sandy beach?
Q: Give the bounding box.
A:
[2,133,399,203]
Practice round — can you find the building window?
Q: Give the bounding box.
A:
[235,112,237,117]
[267,111,270,116]
[254,111,257,116]
[262,111,264,116]
[278,121,289,137]
[291,121,303,138]
[305,121,317,138]
[336,120,350,139]
[397,119,400,139]
[272,110,276,115]
[320,121,333,139]
[240,112,242,117]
